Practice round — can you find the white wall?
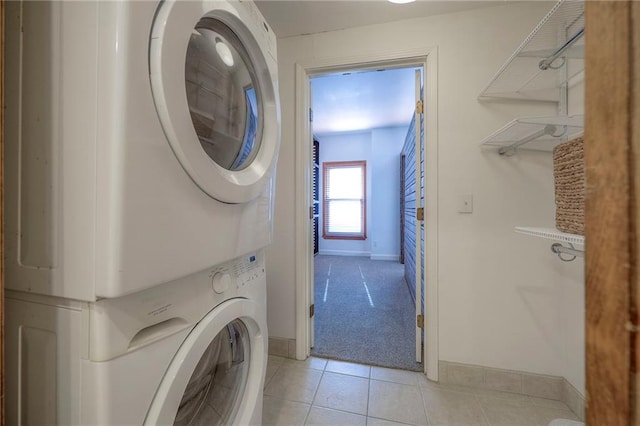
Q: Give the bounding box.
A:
[371,126,407,260]
[266,1,586,395]
[316,126,406,259]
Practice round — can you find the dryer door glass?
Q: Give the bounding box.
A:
[173,319,250,425]
[185,18,263,171]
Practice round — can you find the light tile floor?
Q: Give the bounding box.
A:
[263,356,581,426]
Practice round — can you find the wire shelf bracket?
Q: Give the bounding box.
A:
[478,0,585,102]
[515,227,584,262]
[480,114,583,154]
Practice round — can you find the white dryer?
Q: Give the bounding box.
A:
[4,0,280,300]
[6,252,268,425]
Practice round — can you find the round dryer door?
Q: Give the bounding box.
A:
[150,1,279,204]
[144,298,267,425]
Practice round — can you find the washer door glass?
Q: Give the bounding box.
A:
[186,18,261,171]
[173,319,250,425]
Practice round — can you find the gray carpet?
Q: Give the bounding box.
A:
[311,255,422,371]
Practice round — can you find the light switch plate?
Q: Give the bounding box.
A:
[458,194,473,213]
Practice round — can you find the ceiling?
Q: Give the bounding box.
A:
[254,0,504,39]
[311,67,419,134]
[254,0,505,134]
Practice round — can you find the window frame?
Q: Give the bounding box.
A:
[322,160,367,240]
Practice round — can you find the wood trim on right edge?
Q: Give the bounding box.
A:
[1,1,5,423]
[585,1,638,424]
[631,2,640,422]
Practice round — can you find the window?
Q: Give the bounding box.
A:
[322,161,366,240]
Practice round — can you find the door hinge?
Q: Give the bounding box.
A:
[309,107,314,122]
[416,207,424,221]
[415,100,424,115]
[417,314,424,329]
[310,304,315,318]
[309,206,314,220]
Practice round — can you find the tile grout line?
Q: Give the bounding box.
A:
[365,373,371,422]
[475,369,493,426]
[473,389,494,426]
[312,362,374,423]
[417,378,432,426]
[263,359,281,390]
[303,361,328,425]
[269,357,580,426]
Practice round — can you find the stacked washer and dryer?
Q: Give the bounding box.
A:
[4,1,279,424]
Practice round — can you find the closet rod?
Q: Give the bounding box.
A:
[538,27,585,71]
[551,242,584,259]
[498,124,559,155]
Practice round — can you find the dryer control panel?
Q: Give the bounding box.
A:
[209,251,265,294]
[87,250,267,362]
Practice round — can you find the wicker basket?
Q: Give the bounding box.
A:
[553,137,585,235]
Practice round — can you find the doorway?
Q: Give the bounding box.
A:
[308,67,423,371]
[293,51,439,380]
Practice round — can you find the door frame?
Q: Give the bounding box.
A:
[1,0,5,421]
[293,47,439,380]
[584,1,639,424]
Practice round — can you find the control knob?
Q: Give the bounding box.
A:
[211,272,231,294]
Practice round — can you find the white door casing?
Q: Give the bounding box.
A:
[309,80,315,349]
[414,69,424,364]
[293,48,439,380]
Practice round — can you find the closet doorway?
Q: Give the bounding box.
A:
[308,66,425,371]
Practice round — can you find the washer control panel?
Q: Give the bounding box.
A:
[209,252,265,294]
[211,272,231,294]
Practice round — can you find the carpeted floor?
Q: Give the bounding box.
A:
[311,255,422,372]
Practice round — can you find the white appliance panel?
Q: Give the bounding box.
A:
[5,0,280,300]
[6,252,267,425]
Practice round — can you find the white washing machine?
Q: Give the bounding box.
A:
[6,252,268,425]
[4,0,280,300]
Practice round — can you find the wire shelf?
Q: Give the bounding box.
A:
[480,114,583,154]
[515,226,584,245]
[478,0,585,102]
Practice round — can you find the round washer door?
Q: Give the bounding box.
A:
[144,298,267,425]
[150,1,279,204]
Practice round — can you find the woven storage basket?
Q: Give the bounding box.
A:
[553,137,585,235]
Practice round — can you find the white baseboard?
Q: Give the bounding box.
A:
[268,337,296,359]
[370,254,400,262]
[438,361,585,421]
[317,250,370,257]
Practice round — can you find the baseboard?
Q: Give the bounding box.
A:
[268,337,297,359]
[370,254,400,261]
[562,379,586,421]
[315,251,399,261]
[439,361,585,421]
[317,250,370,257]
